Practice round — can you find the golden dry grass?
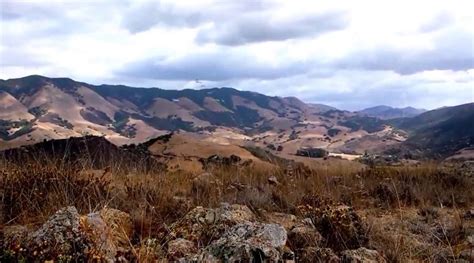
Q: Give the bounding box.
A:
[1,154,473,262]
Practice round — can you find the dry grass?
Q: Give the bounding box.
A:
[1,154,473,262]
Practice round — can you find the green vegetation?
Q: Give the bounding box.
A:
[327,128,341,137]
[339,116,385,133]
[0,120,34,141]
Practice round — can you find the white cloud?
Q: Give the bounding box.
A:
[0,0,473,109]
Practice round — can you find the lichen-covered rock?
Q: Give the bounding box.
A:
[298,204,368,251]
[341,247,386,263]
[81,211,118,261]
[265,212,298,230]
[3,206,133,262]
[193,222,288,262]
[167,238,197,261]
[27,206,87,261]
[287,223,323,250]
[169,203,255,246]
[80,207,133,261]
[297,247,340,263]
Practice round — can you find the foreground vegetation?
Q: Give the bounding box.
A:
[1,154,473,262]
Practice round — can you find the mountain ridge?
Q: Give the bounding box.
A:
[358,105,426,119]
[0,75,472,159]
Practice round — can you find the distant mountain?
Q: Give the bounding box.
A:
[359,105,426,119]
[1,75,471,160]
[389,103,474,158]
[0,75,342,148]
[307,103,337,113]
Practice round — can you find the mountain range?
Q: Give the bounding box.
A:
[358,105,426,119]
[0,75,472,159]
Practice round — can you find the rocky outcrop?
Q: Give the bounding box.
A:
[298,203,368,251]
[166,203,292,261]
[167,238,197,261]
[192,222,288,262]
[27,206,86,260]
[2,206,132,262]
[168,203,255,246]
[2,203,389,262]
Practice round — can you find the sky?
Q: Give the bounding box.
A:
[0,0,473,110]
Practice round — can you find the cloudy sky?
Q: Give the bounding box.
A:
[1,0,473,110]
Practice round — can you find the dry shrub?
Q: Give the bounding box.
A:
[1,163,109,224]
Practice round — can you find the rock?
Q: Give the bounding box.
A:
[167,238,197,261]
[169,203,255,246]
[5,206,133,262]
[194,222,288,262]
[27,206,87,261]
[81,212,118,260]
[298,204,368,251]
[191,172,223,198]
[297,247,340,263]
[265,212,298,230]
[287,223,323,250]
[341,247,386,263]
[268,176,280,185]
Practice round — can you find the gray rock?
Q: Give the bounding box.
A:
[169,203,255,245]
[195,222,288,262]
[167,238,197,261]
[288,223,323,249]
[27,206,86,260]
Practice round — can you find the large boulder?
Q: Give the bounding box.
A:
[26,206,87,260]
[3,206,133,262]
[264,212,298,230]
[193,222,288,262]
[169,203,255,246]
[167,238,197,261]
[287,222,323,250]
[80,207,133,260]
[341,247,386,263]
[298,204,368,251]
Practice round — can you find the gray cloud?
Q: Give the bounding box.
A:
[196,11,349,45]
[336,29,474,74]
[122,1,204,33]
[119,50,312,81]
[122,0,271,33]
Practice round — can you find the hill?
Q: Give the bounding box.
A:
[389,103,474,158]
[359,105,426,119]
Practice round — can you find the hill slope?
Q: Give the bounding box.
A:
[359,105,426,119]
[389,103,474,158]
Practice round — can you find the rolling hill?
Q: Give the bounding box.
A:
[0,75,472,160]
[359,105,426,119]
[389,103,474,158]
